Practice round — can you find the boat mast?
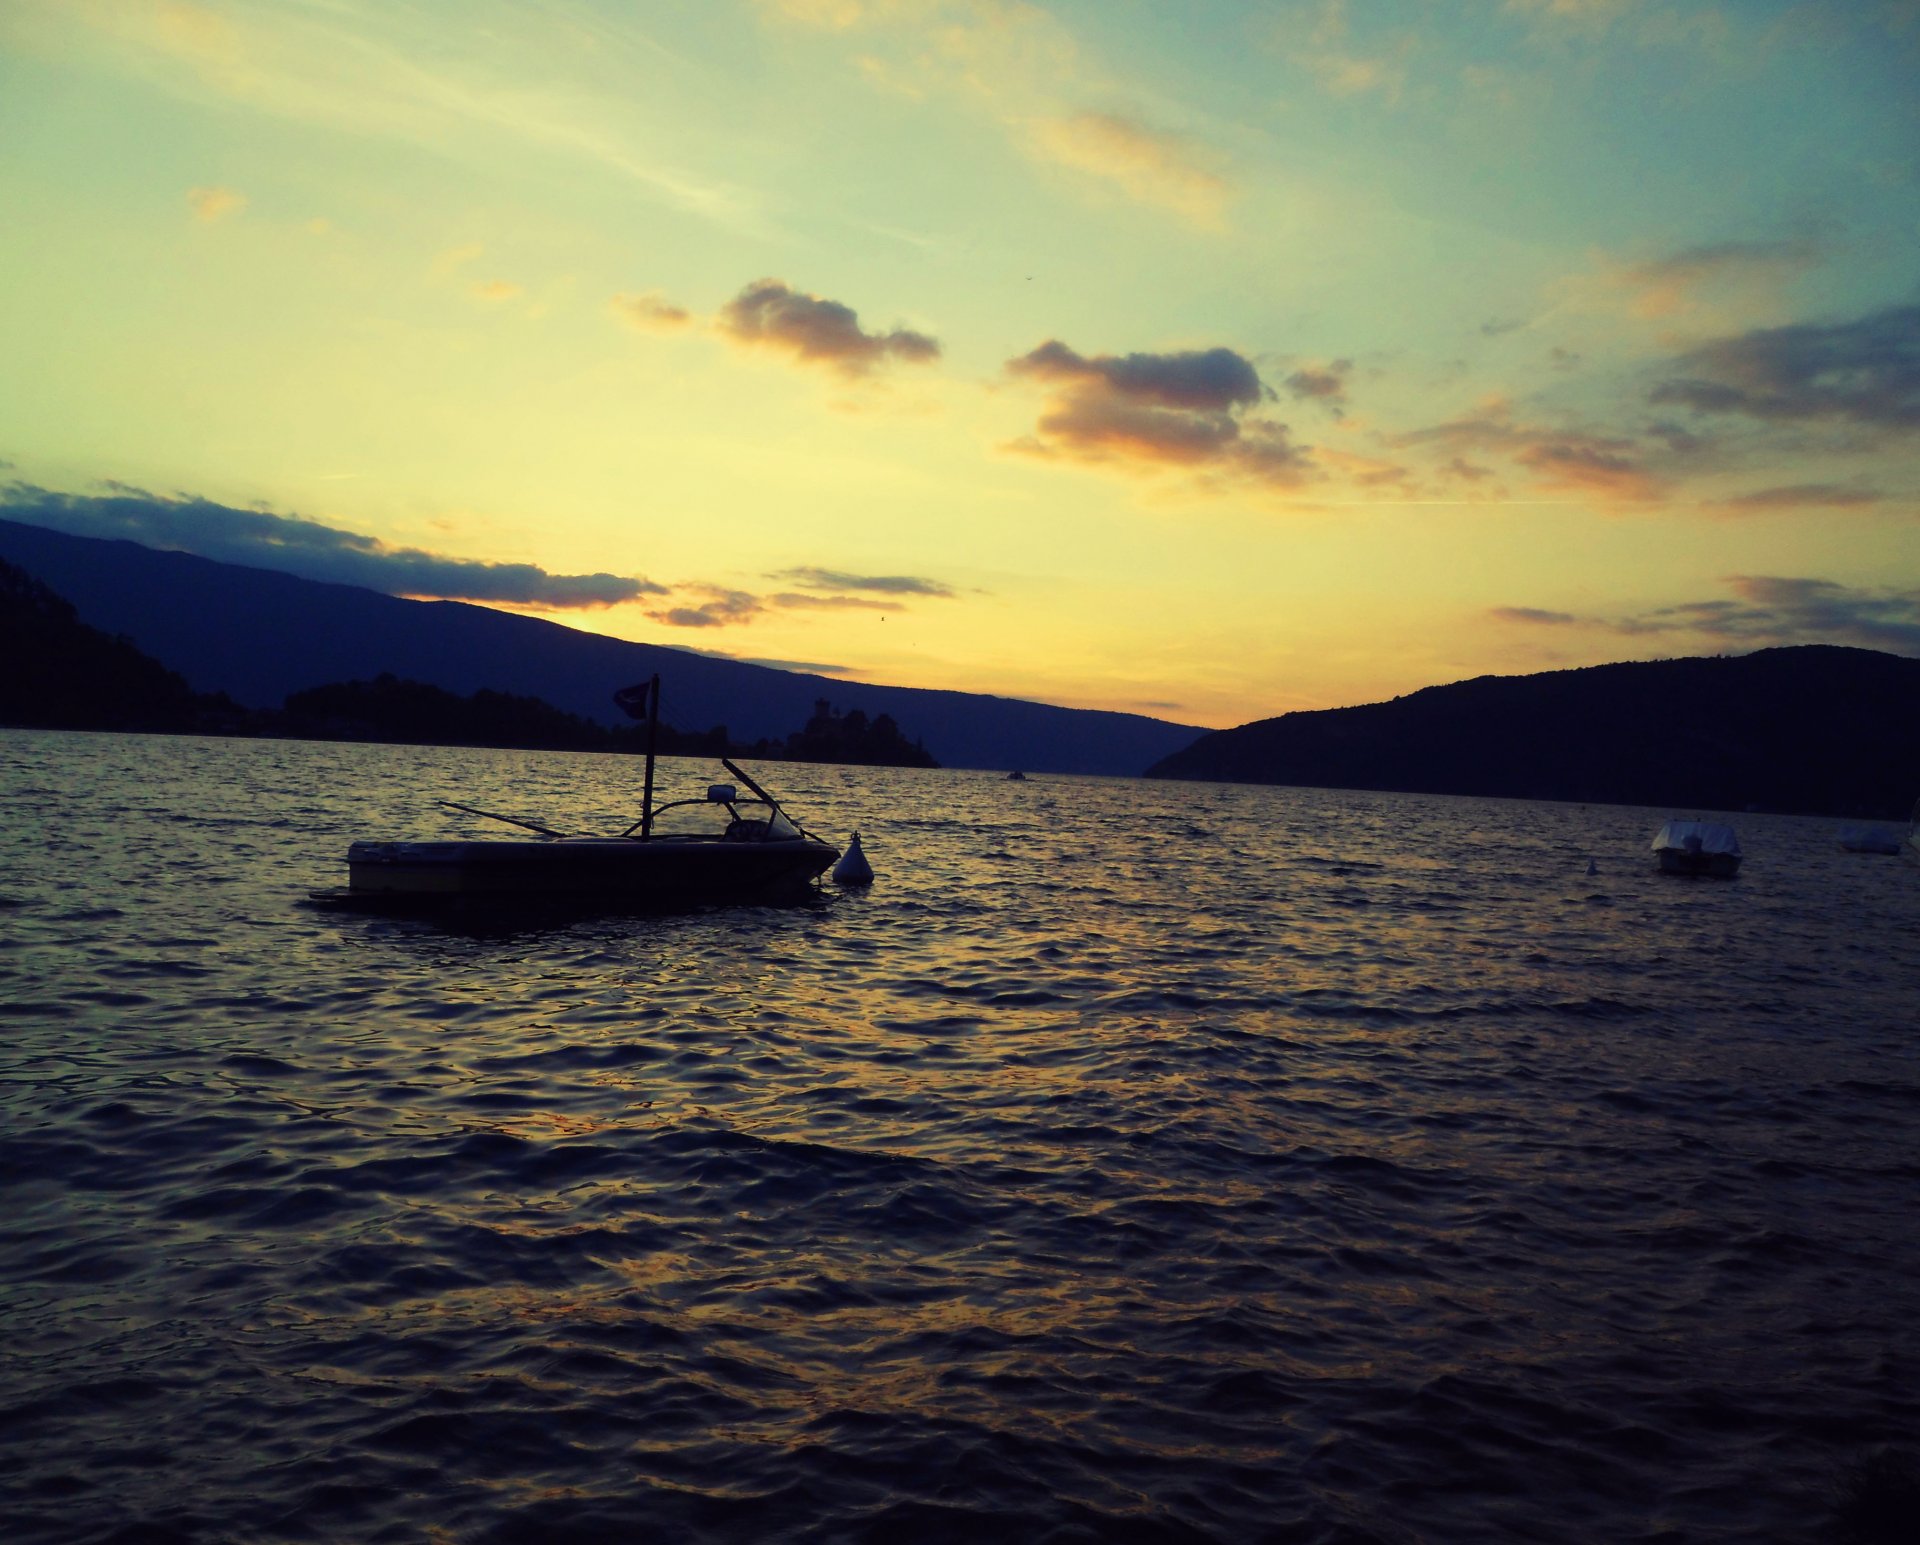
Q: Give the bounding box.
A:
[640,673,660,839]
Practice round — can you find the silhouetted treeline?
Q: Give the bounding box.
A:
[1147,645,1920,819]
[279,674,732,755]
[274,682,940,763]
[742,698,938,768]
[0,557,245,732]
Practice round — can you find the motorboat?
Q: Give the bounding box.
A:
[1650,819,1742,877]
[1838,825,1903,855]
[331,675,839,907]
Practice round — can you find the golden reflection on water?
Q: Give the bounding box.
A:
[9,736,1920,1542]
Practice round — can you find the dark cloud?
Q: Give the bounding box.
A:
[1650,305,1920,429]
[718,278,940,376]
[1612,575,1920,653]
[770,566,957,597]
[1705,484,1885,511]
[0,484,663,608]
[1491,606,1578,625]
[1009,340,1264,411]
[646,586,764,629]
[1284,359,1352,415]
[1004,339,1310,487]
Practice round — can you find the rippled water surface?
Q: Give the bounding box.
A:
[4,730,1918,1544]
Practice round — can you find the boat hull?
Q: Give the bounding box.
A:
[1654,848,1741,878]
[346,835,836,905]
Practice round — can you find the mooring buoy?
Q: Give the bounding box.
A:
[832,831,874,885]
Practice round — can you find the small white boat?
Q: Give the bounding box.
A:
[1838,825,1903,856]
[1651,819,1742,878]
[330,675,839,907]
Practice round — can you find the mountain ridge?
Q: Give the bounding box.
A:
[1147,645,1920,818]
[0,518,1204,776]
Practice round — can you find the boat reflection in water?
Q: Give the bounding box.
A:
[329,674,839,909]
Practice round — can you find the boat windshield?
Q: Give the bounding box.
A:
[643,790,805,842]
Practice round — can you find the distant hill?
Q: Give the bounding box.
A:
[0,556,240,733]
[1146,647,1920,818]
[0,519,1202,775]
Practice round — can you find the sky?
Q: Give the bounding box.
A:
[1,0,1917,729]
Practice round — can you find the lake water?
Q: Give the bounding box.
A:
[3,730,1917,1544]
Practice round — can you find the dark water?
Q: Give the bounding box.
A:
[3,730,1918,1544]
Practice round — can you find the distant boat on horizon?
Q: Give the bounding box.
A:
[1838,824,1902,855]
[1651,819,1742,878]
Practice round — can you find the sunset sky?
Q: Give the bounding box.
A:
[2,0,1916,728]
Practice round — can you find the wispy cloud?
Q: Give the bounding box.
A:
[31,0,764,233]
[759,0,1235,224]
[610,290,693,333]
[770,565,958,597]
[186,184,245,223]
[645,563,964,628]
[1,483,664,608]
[1283,359,1352,415]
[717,278,939,376]
[1490,605,1579,624]
[1504,0,1635,27]
[471,279,525,304]
[767,591,894,611]
[1609,237,1823,321]
[1391,400,1664,502]
[1025,112,1229,224]
[1285,4,1415,103]
[1514,439,1662,501]
[432,242,485,280]
[1704,484,1887,512]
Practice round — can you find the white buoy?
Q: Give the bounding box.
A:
[832,830,874,885]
